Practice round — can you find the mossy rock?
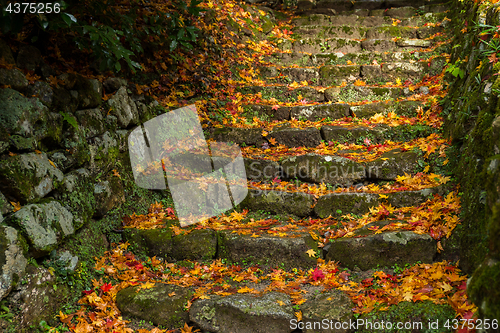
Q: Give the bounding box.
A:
[356,301,455,332]
[122,227,175,259]
[116,283,192,328]
[171,229,217,261]
[324,231,436,270]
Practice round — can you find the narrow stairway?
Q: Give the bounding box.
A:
[73,1,476,332]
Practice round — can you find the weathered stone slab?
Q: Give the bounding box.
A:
[0,68,28,91]
[54,168,95,229]
[293,38,362,54]
[116,284,192,328]
[244,158,282,181]
[217,231,317,268]
[6,200,75,256]
[122,228,173,258]
[171,229,217,261]
[365,149,419,180]
[0,152,64,202]
[396,39,432,48]
[319,65,361,86]
[75,108,106,139]
[0,88,49,141]
[241,189,314,217]
[321,125,388,143]
[190,292,294,333]
[245,104,291,121]
[209,127,265,147]
[281,154,365,186]
[268,127,322,148]
[290,103,350,121]
[324,231,436,270]
[366,26,417,39]
[0,225,27,300]
[301,290,353,333]
[314,192,380,218]
[107,86,139,128]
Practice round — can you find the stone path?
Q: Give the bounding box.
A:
[117,1,459,331]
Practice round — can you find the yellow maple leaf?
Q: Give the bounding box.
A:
[237,286,254,293]
[443,159,449,166]
[306,249,316,257]
[379,194,388,199]
[251,233,260,238]
[262,130,269,137]
[10,201,21,212]
[277,300,286,306]
[138,281,155,290]
[295,311,302,321]
[423,165,430,173]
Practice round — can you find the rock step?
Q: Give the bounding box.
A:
[238,84,412,104]
[266,49,446,67]
[196,142,426,183]
[241,99,425,122]
[258,58,445,85]
[242,185,448,218]
[278,37,437,56]
[298,1,446,15]
[209,108,431,145]
[123,216,440,271]
[291,12,446,28]
[293,24,443,40]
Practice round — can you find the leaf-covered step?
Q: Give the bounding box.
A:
[292,12,445,28]
[324,85,405,102]
[314,185,448,218]
[287,37,363,54]
[350,100,425,118]
[293,25,369,39]
[241,184,448,218]
[241,189,315,217]
[280,148,419,185]
[217,230,318,268]
[238,85,325,103]
[313,0,445,13]
[323,229,436,270]
[266,49,442,67]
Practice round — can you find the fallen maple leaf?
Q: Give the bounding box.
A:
[306,249,316,257]
[181,323,200,333]
[10,201,21,212]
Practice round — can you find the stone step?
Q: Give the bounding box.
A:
[323,229,436,270]
[258,57,445,85]
[308,1,445,14]
[241,184,448,218]
[238,84,405,104]
[292,12,446,28]
[266,49,445,67]
[293,25,441,40]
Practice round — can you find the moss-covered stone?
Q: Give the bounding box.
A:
[0,152,64,203]
[241,189,314,217]
[324,231,436,270]
[116,283,192,328]
[319,65,361,86]
[122,227,175,259]
[281,153,365,185]
[190,292,294,333]
[357,301,455,332]
[217,230,317,268]
[171,229,217,261]
[300,290,353,333]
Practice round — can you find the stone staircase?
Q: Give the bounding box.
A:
[117,1,459,331]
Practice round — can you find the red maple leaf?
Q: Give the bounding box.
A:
[311,268,325,281]
[100,283,113,293]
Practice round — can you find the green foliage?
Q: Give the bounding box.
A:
[59,112,78,130]
[0,0,203,73]
[445,60,465,79]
